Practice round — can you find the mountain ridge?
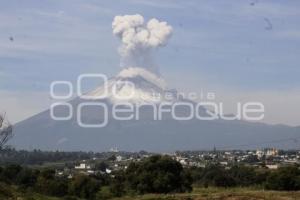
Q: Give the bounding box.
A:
[9,68,300,151]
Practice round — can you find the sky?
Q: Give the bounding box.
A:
[0,0,300,126]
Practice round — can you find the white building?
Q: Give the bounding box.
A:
[256,149,264,158]
[266,148,278,157]
[116,155,123,162]
[266,164,278,169]
[75,163,91,170]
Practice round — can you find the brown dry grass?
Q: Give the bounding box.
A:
[112,187,300,200]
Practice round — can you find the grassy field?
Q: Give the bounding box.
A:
[112,188,300,200]
[1,185,300,200]
[0,182,60,200]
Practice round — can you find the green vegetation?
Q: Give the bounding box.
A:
[1,185,300,200]
[0,148,101,165]
[110,188,300,200]
[0,155,190,199]
[122,155,192,194]
[0,155,300,199]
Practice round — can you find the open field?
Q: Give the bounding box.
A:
[113,188,300,200]
[1,185,300,200]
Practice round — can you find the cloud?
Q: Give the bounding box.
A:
[112,14,172,73]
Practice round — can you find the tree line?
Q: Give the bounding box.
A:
[0,155,300,200]
[188,163,300,190]
[0,148,148,165]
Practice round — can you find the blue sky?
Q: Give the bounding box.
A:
[0,0,300,125]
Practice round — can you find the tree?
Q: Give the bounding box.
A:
[69,174,100,199]
[1,164,22,183]
[108,155,116,161]
[16,167,39,187]
[197,164,236,187]
[265,166,300,191]
[124,155,192,194]
[95,161,109,172]
[35,169,68,196]
[96,186,114,200]
[0,113,13,149]
[228,165,257,186]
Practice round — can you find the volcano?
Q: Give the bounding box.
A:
[9,67,300,152]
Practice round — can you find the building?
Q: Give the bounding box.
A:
[266,148,278,157]
[75,163,91,170]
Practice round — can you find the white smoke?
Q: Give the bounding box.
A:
[112,14,173,74]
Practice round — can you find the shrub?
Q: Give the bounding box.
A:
[124,155,192,194]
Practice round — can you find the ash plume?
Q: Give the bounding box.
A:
[112,14,173,74]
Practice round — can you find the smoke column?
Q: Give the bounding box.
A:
[112,14,173,74]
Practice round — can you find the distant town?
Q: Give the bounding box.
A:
[45,147,300,177]
[1,147,300,199]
